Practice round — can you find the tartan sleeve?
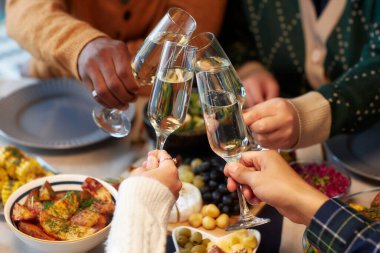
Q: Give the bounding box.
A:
[306,198,380,253]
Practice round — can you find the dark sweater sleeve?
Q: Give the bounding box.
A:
[317,2,380,137]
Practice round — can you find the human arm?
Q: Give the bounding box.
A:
[238,61,280,107]
[224,150,328,225]
[224,150,380,252]
[5,0,106,79]
[6,0,140,108]
[307,198,380,253]
[105,150,181,253]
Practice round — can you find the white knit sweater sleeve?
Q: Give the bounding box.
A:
[105,176,176,253]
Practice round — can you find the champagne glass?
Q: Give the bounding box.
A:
[92,8,196,137]
[190,32,261,150]
[196,69,270,231]
[147,41,196,150]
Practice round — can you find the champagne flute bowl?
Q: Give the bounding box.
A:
[92,7,196,138]
[147,41,196,150]
[196,69,270,231]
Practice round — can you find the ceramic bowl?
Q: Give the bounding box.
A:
[4,174,118,253]
[172,225,261,253]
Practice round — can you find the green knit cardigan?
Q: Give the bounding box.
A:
[219,0,380,137]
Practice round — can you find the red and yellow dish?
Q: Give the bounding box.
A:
[10,177,115,241]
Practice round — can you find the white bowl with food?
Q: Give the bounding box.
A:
[172,225,261,253]
[4,174,118,253]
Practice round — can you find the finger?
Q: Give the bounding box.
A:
[226,177,239,192]
[82,76,111,106]
[264,79,280,100]
[251,127,294,149]
[250,115,280,135]
[224,163,255,186]
[88,64,120,108]
[113,45,140,95]
[98,54,136,106]
[131,166,147,176]
[239,151,263,168]
[146,154,159,169]
[157,150,176,167]
[241,185,255,203]
[248,81,265,105]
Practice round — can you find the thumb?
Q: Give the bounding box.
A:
[225,163,255,186]
[243,105,266,126]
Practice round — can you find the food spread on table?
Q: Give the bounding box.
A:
[178,156,240,216]
[348,191,380,221]
[174,226,259,253]
[291,162,351,198]
[0,146,55,206]
[176,91,205,133]
[10,177,115,241]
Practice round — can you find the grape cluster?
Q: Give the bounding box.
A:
[193,156,240,216]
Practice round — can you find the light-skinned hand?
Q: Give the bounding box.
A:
[243,98,299,149]
[224,150,329,225]
[132,150,182,199]
[241,70,280,107]
[78,37,139,109]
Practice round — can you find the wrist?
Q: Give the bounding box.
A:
[292,185,329,225]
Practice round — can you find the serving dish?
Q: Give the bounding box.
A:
[4,174,117,253]
[325,122,380,181]
[291,161,351,198]
[0,146,59,215]
[172,225,261,253]
[0,79,136,149]
[342,186,380,221]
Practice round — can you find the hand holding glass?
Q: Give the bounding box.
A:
[196,69,270,230]
[92,8,196,137]
[190,32,261,150]
[148,41,196,150]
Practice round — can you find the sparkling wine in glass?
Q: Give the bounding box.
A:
[197,69,270,231]
[93,8,196,137]
[190,32,263,151]
[147,41,196,150]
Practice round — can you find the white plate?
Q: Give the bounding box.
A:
[325,122,380,181]
[0,79,135,149]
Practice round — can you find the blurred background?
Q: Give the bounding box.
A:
[0,0,31,79]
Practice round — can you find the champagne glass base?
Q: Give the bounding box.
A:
[225,216,270,231]
[92,107,131,138]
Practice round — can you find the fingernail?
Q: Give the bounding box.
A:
[147,156,155,163]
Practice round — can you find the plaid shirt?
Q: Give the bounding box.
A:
[306,198,380,252]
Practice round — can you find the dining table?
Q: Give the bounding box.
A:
[0,78,378,253]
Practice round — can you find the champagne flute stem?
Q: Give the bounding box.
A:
[155,134,168,150]
[236,184,253,218]
[224,156,254,219]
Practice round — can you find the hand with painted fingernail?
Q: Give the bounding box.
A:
[224,150,329,226]
[133,150,181,199]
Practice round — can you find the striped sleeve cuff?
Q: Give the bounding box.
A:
[288,91,332,148]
